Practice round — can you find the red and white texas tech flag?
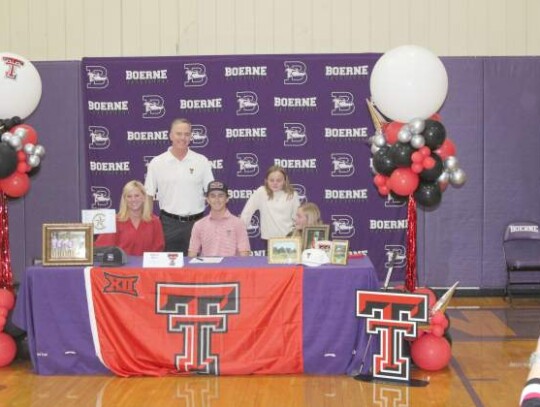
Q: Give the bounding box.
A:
[84,266,303,376]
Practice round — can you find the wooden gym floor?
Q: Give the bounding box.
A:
[0,296,537,407]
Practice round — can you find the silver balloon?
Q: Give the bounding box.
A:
[437,171,450,184]
[371,144,381,154]
[27,154,41,168]
[7,135,22,151]
[34,144,46,157]
[397,127,412,143]
[450,168,467,186]
[410,134,425,149]
[1,132,12,142]
[373,133,386,147]
[444,156,459,171]
[13,127,28,140]
[408,118,426,134]
[23,143,36,155]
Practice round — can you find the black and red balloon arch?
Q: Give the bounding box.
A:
[0,117,45,290]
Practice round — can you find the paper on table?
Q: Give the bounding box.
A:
[189,257,224,264]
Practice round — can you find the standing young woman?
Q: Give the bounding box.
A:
[240,165,300,240]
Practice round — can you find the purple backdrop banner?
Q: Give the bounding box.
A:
[81,54,407,280]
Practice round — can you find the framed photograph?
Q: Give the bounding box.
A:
[330,239,349,265]
[267,238,302,264]
[42,223,94,266]
[302,225,330,250]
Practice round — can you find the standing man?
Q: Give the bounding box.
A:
[188,180,251,257]
[145,118,214,253]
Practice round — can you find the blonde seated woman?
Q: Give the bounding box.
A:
[95,180,165,256]
[288,202,323,238]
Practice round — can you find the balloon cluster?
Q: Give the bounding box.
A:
[396,284,456,371]
[0,290,16,367]
[370,116,466,208]
[0,52,44,199]
[0,118,45,198]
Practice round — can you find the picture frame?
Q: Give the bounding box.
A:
[42,223,94,266]
[267,237,302,264]
[302,225,330,251]
[330,239,349,265]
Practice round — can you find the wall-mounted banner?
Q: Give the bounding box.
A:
[82,54,407,279]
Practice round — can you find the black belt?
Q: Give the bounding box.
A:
[160,210,204,222]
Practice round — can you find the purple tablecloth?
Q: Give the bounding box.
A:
[13,256,379,376]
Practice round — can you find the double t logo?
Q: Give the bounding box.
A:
[156,283,240,375]
[356,291,428,382]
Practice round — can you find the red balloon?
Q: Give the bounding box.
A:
[16,162,31,174]
[10,124,38,145]
[373,174,387,187]
[436,138,457,161]
[0,308,7,317]
[384,121,404,145]
[431,325,444,337]
[419,146,431,157]
[423,156,436,170]
[0,290,14,310]
[388,168,419,196]
[17,151,26,162]
[414,287,437,308]
[411,333,451,371]
[411,163,423,174]
[430,113,442,121]
[378,185,390,196]
[431,311,446,326]
[0,333,17,367]
[411,151,424,163]
[0,172,30,198]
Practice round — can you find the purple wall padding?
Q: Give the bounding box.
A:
[8,61,86,283]
[418,58,485,288]
[7,56,540,290]
[481,58,540,288]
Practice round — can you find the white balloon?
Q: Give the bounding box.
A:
[370,45,448,123]
[0,52,43,119]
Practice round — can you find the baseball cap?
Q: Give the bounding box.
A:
[206,180,228,196]
[301,248,330,267]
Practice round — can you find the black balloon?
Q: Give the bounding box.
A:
[390,191,409,204]
[422,119,446,150]
[390,142,414,167]
[414,182,442,207]
[0,116,22,132]
[373,145,396,176]
[420,153,444,181]
[0,142,18,179]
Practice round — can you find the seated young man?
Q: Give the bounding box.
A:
[188,180,251,257]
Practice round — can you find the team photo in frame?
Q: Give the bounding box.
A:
[42,223,94,266]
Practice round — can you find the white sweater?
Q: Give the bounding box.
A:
[240,186,300,239]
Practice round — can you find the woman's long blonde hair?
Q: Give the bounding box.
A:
[117,180,153,222]
[264,165,295,200]
[290,202,322,237]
